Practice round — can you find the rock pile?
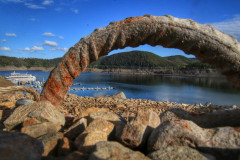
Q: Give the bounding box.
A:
[0,92,239,160]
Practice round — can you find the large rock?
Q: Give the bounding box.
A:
[74,118,114,153]
[105,91,127,100]
[21,121,62,138]
[89,141,150,160]
[38,132,63,157]
[87,110,126,124]
[15,98,35,107]
[87,110,127,141]
[58,137,74,156]
[0,131,43,160]
[120,110,160,148]
[78,107,109,118]
[147,146,214,160]
[160,108,240,128]
[147,120,240,159]
[4,101,65,137]
[64,117,87,140]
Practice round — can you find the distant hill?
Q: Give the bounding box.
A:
[0,51,212,70]
[88,51,212,69]
[0,56,61,69]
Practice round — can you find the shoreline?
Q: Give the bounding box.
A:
[0,66,223,77]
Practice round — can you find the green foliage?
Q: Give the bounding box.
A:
[88,50,213,69]
[0,56,61,68]
[0,51,213,70]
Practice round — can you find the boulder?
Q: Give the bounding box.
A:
[147,146,214,160]
[58,137,74,156]
[0,101,15,109]
[87,110,126,124]
[111,91,127,99]
[21,121,62,138]
[0,131,43,160]
[147,120,240,159]
[160,108,240,128]
[78,107,109,118]
[64,118,87,140]
[87,110,127,141]
[4,101,65,137]
[74,118,114,153]
[89,141,150,160]
[120,110,160,148]
[38,132,63,157]
[15,98,35,107]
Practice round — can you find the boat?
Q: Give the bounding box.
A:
[6,71,36,83]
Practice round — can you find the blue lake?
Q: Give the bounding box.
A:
[1,70,240,106]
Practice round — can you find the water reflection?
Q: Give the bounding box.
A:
[106,74,240,94]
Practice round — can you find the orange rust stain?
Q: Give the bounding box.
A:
[22,118,37,126]
[46,77,62,95]
[168,141,174,146]
[60,62,65,68]
[184,123,190,130]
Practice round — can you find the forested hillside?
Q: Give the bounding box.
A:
[88,51,213,69]
[0,56,61,68]
[0,51,212,70]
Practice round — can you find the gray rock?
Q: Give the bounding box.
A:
[74,118,114,153]
[21,121,62,138]
[87,110,126,124]
[89,141,150,160]
[64,118,87,140]
[15,98,35,107]
[87,110,127,141]
[147,120,240,158]
[4,101,65,137]
[147,146,214,160]
[38,132,63,157]
[120,110,160,148]
[0,131,43,160]
[160,108,240,128]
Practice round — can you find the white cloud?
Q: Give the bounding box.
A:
[43,40,58,47]
[58,36,64,39]
[0,47,11,51]
[49,48,68,52]
[55,7,62,12]
[210,15,240,41]
[24,3,45,9]
[58,48,68,52]
[32,46,44,51]
[42,0,54,5]
[2,39,6,43]
[20,47,31,51]
[71,8,78,14]
[42,32,55,36]
[5,33,16,37]
[29,18,37,21]
[49,48,57,51]
[0,0,23,3]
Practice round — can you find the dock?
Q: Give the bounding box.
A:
[70,87,115,91]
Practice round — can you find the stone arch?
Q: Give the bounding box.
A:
[40,15,240,107]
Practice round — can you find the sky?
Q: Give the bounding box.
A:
[0,0,240,59]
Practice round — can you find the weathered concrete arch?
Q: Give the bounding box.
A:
[40,15,240,107]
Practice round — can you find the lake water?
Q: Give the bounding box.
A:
[1,70,240,106]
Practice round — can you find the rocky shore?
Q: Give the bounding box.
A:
[0,91,239,160]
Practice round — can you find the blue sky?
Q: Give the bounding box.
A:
[0,0,240,59]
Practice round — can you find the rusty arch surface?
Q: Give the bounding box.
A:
[40,15,240,107]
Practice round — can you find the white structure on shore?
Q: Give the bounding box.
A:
[6,71,36,83]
